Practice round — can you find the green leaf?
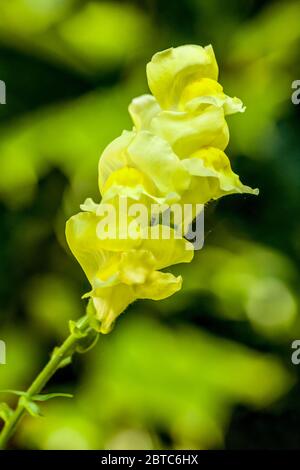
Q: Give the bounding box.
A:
[0,389,27,397]
[0,390,73,402]
[31,393,73,402]
[0,403,13,423]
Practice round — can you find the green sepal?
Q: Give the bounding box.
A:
[86,299,102,332]
[76,331,99,353]
[19,397,43,418]
[69,320,88,338]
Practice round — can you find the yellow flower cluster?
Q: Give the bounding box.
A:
[66,45,258,333]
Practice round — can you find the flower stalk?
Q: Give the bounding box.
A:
[0,315,96,450]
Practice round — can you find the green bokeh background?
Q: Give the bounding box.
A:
[0,0,300,449]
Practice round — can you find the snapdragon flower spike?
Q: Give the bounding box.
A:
[100,45,258,205]
[66,44,258,334]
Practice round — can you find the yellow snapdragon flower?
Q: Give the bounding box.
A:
[99,130,190,205]
[99,45,258,206]
[66,211,193,333]
[146,45,243,113]
[66,44,258,333]
[129,94,229,157]
[99,130,258,207]
[129,44,245,157]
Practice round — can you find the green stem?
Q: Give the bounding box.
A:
[0,315,94,450]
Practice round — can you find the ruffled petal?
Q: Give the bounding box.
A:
[147,44,218,108]
[80,197,99,213]
[129,94,161,130]
[127,130,191,197]
[150,105,229,157]
[134,271,183,300]
[179,78,245,115]
[181,147,259,202]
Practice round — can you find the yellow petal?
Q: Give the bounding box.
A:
[92,284,136,334]
[134,271,183,300]
[129,94,161,131]
[95,200,143,252]
[98,130,135,193]
[118,249,156,285]
[101,166,161,214]
[179,78,245,115]
[182,147,259,202]
[147,44,218,108]
[223,96,245,115]
[80,197,99,213]
[127,130,190,196]
[66,212,105,284]
[92,271,182,333]
[102,167,154,194]
[141,225,194,269]
[179,78,223,108]
[150,105,229,157]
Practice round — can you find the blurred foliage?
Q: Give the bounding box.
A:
[18,317,292,449]
[0,0,300,450]
[163,236,300,339]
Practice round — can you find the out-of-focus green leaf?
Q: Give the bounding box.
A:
[58,2,152,70]
[0,77,143,208]
[18,401,102,450]
[160,237,300,339]
[0,0,74,35]
[0,328,41,397]
[0,0,152,74]
[25,275,82,339]
[79,317,293,449]
[225,1,300,155]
